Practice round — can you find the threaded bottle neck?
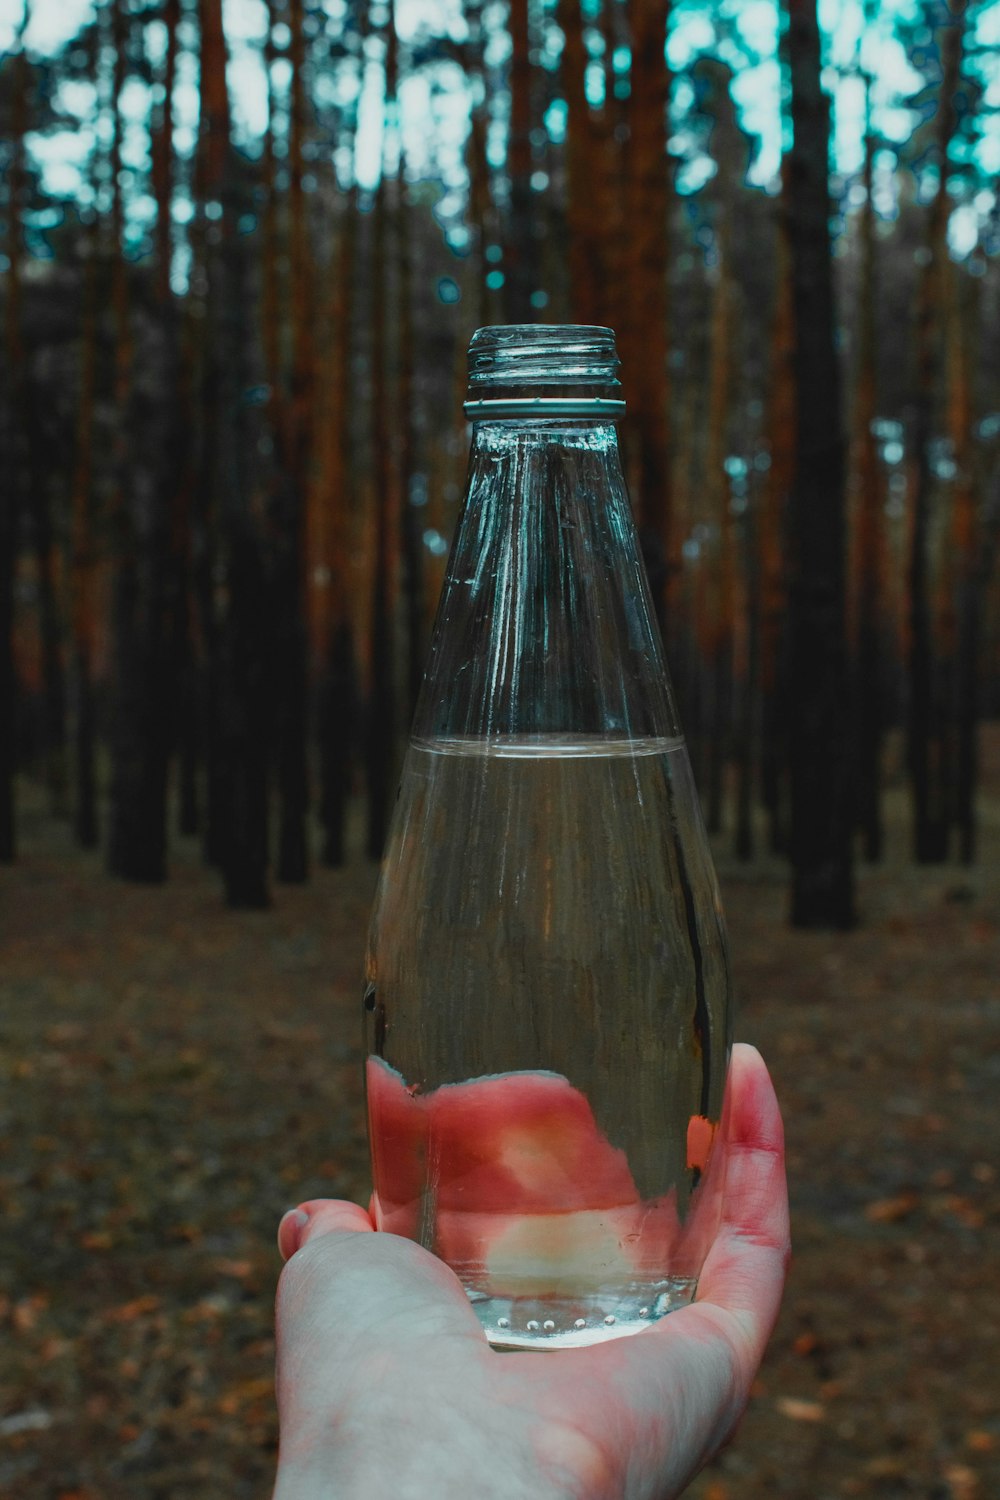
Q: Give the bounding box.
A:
[464,325,625,421]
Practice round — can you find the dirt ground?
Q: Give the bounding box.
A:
[1,738,998,1500]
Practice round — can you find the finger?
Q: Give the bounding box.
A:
[277,1198,375,1261]
[690,1042,790,1375]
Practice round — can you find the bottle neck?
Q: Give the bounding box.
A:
[464,396,626,423]
[467,419,623,454]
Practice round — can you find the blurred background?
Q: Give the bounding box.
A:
[1,0,998,1496]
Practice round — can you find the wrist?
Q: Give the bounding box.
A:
[273,1372,600,1500]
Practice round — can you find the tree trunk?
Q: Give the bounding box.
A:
[851,71,885,863]
[30,440,68,818]
[735,490,760,862]
[392,0,422,721]
[70,208,100,850]
[597,0,627,336]
[316,203,360,868]
[366,20,400,860]
[154,0,188,848]
[106,0,171,883]
[314,9,369,869]
[463,0,499,332]
[0,12,31,861]
[560,0,603,322]
[907,0,967,863]
[398,193,423,718]
[784,0,855,929]
[503,0,536,322]
[945,263,978,864]
[624,0,673,629]
[759,187,795,857]
[197,0,271,907]
[274,0,312,883]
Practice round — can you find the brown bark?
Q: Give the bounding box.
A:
[624,0,673,628]
[69,209,100,851]
[398,200,423,719]
[759,188,795,856]
[10,6,67,817]
[785,0,855,928]
[503,0,536,321]
[261,4,282,397]
[315,10,369,869]
[152,0,180,308]
[944,264,979,863]
[274,0,312,883]
[560,0,603,322]
[154,0,198,841]
[196,0,271,907]
[908,0,968,863]
[0,7,31,860]
[464,0,499,332]
[597,0,627,336]
[366,15,402,859]
[851,69,885,862]
[699,63,741,838]
[106,0,159,881]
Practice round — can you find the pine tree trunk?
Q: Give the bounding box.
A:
[955,478,1000,861]
[317,200,359,869]
[852,84,885,863]
[701,63,740,838]
[366,22,400,860]
[11,0,66,812]
[946,264,979,865]
[785,0,855,929]
[314,4,369,868]
[106,0,170,883]
[70,210,100,850]
[398,191,423,718]
[391,0,422,722]
[274,0,312,883]
[173,308,200,839]
[597,0,627,336]
[759,189,795,857]
[624,0,673,629]
[198,0,271,907]
[560,0,603,322]
[167,1,199,841]
[503,0,535,322]
[735,492,760,862]
[30,447,68,817]
[0,23,28,860]
[908,0,967,863]
[463,0,498,332]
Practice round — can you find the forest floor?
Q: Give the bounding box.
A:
[1,734,999,1500]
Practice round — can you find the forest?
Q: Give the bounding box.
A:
[3,2,1000,1497]
[1,0,997,930]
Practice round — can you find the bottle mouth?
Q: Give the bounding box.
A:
[464,325,625,421]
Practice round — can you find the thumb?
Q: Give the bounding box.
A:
[277,1198,375,1261]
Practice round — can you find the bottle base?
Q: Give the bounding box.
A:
[466,1278,698,1350]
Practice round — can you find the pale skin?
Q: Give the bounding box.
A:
[272,1043,790,1500]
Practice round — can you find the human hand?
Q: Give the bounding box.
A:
[272,1042,789,1500]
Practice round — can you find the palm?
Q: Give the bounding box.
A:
[274,1045,788,1500]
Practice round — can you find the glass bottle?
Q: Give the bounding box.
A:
[364,325,732,1349]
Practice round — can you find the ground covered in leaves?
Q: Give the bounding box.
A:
[2,739,999,1500]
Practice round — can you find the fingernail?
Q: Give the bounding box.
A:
[278,1206,310,1260]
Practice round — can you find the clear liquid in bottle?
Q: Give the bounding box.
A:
[364,327,732,1348]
